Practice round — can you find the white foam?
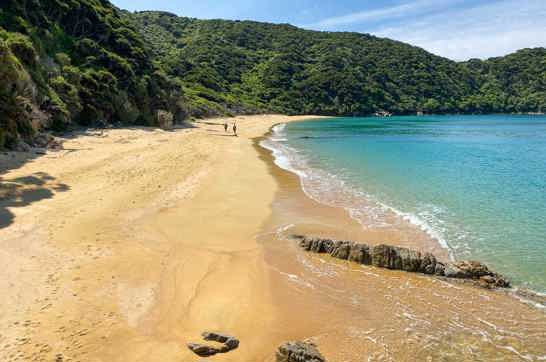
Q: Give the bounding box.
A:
[509,288,546,310]
[260,123,455,258]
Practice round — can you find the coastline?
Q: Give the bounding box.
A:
[256,120,546,361]
[0,115,545,361]
[0,114,322,362]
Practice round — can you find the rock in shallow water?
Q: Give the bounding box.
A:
[330,241,352,260]
[444,260,510,288]
[295,236,510,288]
[276,341,326,362]
[348,243,372,264]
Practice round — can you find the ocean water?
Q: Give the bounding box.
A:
[262,115,546,293]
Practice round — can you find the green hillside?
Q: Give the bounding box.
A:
[0,0,181,148]
[0,2,545,149]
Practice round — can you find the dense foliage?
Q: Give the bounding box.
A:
[0,0,183,148]
[0,2,544,149]
[130,11,545,117]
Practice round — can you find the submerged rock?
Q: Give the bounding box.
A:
[276,341,326,362]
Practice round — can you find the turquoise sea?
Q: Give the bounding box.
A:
[263,115,546,293]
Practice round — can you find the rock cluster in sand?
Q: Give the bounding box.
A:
[276,340,326,362]
[295,235,510,288]
[187,331,240,357]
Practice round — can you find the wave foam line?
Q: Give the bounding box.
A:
[260,122,455,259]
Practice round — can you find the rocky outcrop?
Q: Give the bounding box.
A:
[201,331,239,353]
[444,260,510,288]
[276,341,326,362]
[186,331,240,357]
[295,236,510,289]
[156,109,174,130]
[187,343,219,357]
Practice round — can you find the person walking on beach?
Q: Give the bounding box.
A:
[223,122,228,133]
[232,121,238,137]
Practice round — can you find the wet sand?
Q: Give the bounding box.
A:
[0,115,545,362]
[255,128,546,361]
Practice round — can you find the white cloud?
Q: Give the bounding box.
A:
[309,0,463,29]
[374,0,546,60]
[307,0,546,60]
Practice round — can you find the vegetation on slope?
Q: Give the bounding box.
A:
[129,11,477,116]
[0,0,183,148]
[0,3,544,149]
[461,48,546,113]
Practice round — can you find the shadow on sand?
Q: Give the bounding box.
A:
[0,172,70,230]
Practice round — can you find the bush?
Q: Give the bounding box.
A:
[7,33,37,67]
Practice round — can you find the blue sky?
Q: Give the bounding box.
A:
[111,0,546,61]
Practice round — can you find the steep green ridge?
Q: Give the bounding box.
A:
[462,48,546,113]
[0,2,545,149]
[129,11,478,116]
[129,12,545,117]
[0,0,182,148]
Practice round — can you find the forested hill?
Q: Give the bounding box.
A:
[1,1,545,149]
[128,11,479,117]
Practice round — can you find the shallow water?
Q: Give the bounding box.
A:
[262,115,546,293]
[257,128,546,361]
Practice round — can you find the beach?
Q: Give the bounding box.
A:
[1,115,546,362]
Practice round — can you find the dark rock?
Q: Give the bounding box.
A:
[32,132,63,150]
[444,261,510,288]
[14,140,31,152]
[444,261,490,279]
[187,343,219,357]
[330,241,352,260]
[296,236,510,289]
[399,248,423,272]
[434,261,446,276]
[300,237,334,254]
[201,331,239,352]
[33,133,53,148]
[299,237,312,250]
[201,331,230,343]
[371,244,403,269]
[276,341,326,362]
[420,252,437,274]
[348,243,372,265]
[224,337,239,351]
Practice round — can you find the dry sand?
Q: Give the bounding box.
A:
[0,115,320,362]
[1,114,545,362]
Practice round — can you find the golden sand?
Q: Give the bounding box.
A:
[0,114,545,362]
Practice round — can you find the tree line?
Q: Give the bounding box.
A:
[1,1,544,148]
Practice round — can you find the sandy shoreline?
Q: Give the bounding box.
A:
[0,115,320,362]
[1,114,546,362]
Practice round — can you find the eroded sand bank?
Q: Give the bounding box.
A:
[1,114,545,362]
